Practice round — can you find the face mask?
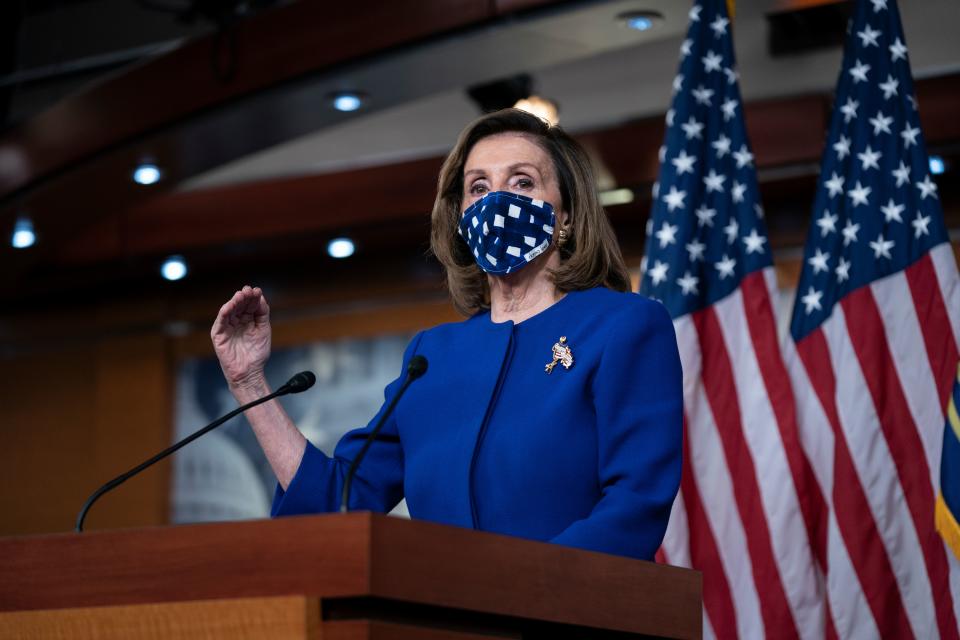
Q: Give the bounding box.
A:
[457,191,556,275]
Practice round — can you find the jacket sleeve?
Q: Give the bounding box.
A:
[270,332,424,517]
[550,299,683,559]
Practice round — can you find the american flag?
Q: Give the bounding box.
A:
[640,0,824,637]
[784,0,960,637]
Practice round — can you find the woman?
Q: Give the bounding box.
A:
[211,109,683,560]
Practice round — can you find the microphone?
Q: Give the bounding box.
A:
[340,355,428,513]
[74,370,316,533]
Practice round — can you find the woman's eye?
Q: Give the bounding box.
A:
[516,178,533,189]
[470,183,488,195]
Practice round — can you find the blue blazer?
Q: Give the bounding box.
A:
[272,286,683,560]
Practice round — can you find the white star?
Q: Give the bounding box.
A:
[645,217,654,237]
[856,24,882,48]
[808,248,830,274]
[652,181,659,198]
[907,94,918,110]
[681,39,693,58]
[681,116,705,140]
[917,175,939,199]
[755,203,765,219]
[721,98,738,121]
[649,260,669,286]
[870,0,887,12]
[677,271,699,295]
[842,219,861,246]
[723,218,739,244]
[712,134,732,158]
[655,221,679,248]
[848,181,872,207]
[825,172,845,197]
[672,74,684,94]
[816,210,839,236]
[869,233,895,259]
[662,185,687,212]
[869,111,893,135]
[710,15,729,37]
[695,205,717,227]
[672,150,696,175]
[743,229,766,254]
[731,180,747,203]
[723,67,739,85]
[666,109,675,127]
[858,145,882,171]
[836,257,851,283]
[840,98,859,123]
[689,4,702,21]
[733,145,754,169]
[702,50,723,73]
[692,84,714,105]
[880,198,905,223]
[834,135,852,160]
[658,145,667,162]
[801,287,823,314]
[686,239,706,262]
[807,249,830,275]
[900,124,920,148]
[912,212,931,238]
[889,37,907,61]
[849,60,871,83]
[715,254,737,279]
[879,75,899,99]
[892,161,911,187]
[703,170,726,193]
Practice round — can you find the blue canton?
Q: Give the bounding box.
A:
[789,0,947,342]
[640,0,771,318]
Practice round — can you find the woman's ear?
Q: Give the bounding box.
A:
[558,209,572,230]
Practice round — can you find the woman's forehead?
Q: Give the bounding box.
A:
[464,132,551,175]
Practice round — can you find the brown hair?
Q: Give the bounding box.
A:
[430,108,631,316]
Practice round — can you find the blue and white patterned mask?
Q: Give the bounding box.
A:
[458,191,556,275]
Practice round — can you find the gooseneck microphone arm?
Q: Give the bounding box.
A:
[340,355,427,514]
[74,371,316,533]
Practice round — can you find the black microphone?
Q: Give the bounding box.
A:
[340,355,428,513]
[74,370,317,533]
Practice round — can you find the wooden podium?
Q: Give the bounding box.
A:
[0,513,701,639]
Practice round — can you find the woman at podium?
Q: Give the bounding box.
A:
[211,109,683,561]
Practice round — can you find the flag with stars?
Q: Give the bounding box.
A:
[784,0,960,637]
[640,1,825,637]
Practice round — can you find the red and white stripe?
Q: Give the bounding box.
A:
[786,242,960,638]
[661,267,826,639]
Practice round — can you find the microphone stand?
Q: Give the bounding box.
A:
[75,372,315,532]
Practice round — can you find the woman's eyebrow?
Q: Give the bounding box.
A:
[464,162,542,179]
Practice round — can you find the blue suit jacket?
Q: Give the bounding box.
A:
[272,286,683,560]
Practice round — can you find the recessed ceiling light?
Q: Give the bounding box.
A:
[133,163,162,185]
[327,237,355,259]
[11,217,35,249]
[929,155,946,175]
[161,255,188,281]
[599,188,635,207]
[618,11,662,32]
[514,96,560,126]
[331,92,364,112]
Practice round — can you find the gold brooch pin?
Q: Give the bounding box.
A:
[545,336,574,374]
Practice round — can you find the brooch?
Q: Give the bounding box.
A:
[545,336,574,374]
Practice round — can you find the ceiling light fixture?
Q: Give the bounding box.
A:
[161,255,188,281]
[133,163,162,185]
[11,217,36,249]
[929,155,946,175]
[514,96,560,126]
[327,237,355,259]
[599,188,635,207]
[618,11,663,32]
[330,92,365,112]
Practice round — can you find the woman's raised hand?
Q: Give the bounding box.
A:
[211,286,272,390]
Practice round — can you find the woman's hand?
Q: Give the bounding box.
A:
[211,286,272,390]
